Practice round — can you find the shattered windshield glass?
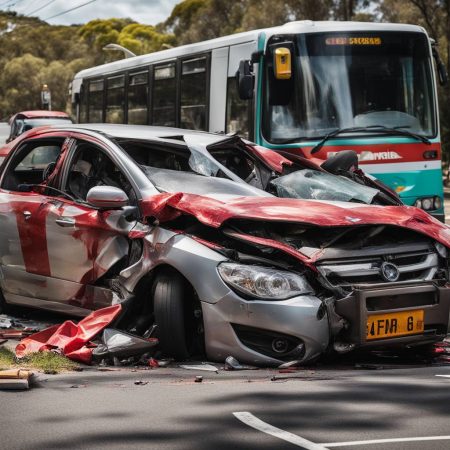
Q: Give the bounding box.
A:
[271,169,379,204]
[188,146,220,176]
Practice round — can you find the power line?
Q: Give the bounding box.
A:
[0,0,22,8]
[26,0,57,16]
[17,0,40,12]
[43,0,97,21]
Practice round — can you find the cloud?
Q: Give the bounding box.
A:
[14,0,178,25]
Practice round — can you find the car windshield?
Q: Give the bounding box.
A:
[271,169,379,204]
[20,118,72,133]
[265,31,435,142]
[117,137,271,199]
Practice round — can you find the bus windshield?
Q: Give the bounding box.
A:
[265,32,436,143]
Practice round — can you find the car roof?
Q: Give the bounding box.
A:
[12,110,70,120]
[42,123,234,147]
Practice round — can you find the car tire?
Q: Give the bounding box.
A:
[153,270,192,361]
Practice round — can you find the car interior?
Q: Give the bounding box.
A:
[66,142,136,204]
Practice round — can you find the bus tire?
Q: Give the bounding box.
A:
[153,270,191,361]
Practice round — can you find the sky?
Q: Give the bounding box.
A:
[3,0,180,25]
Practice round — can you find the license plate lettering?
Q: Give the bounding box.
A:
[366,310,424,340]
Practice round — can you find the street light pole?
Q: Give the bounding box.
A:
[102,43,136,59]
[41,84,51,111]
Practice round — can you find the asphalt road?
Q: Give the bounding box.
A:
[2,364,450,450]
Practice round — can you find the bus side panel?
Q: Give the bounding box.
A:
[209,47,229,133]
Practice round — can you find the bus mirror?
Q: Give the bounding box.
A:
[437,62,448,86]
[236,60,254,100]
[432,46,448,86]
[274,47,292,80]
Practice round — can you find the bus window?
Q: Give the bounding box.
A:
[106,75,125,124]
[79,83,87,123]
[180,57,208,130]
[128,71,148,125]
[88,80,104,122]
[153,63,176,127]
[226,77,249,138]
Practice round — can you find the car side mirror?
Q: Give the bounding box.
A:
[236,60,254,100]
[86,186,129,209]
[321,150,359,175]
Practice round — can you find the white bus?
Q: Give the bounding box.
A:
[71,20,448,219]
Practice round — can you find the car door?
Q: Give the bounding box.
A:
[0,136,69,310]
[0,134,138,315]
[42,137,138,312]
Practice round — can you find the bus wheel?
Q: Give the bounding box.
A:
[153,269,200,361]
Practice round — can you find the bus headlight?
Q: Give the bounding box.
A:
[415,196,442,211]
[422,197,433,210]
[433,196,443,210]
[218,263,312,300]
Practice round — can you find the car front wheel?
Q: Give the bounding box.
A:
[153,269,202,361]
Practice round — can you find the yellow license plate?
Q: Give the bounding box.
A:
[366,309,424,340]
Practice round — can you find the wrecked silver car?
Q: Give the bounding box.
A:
[0,124,449,365]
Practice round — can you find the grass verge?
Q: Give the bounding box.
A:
[0,347,79,373]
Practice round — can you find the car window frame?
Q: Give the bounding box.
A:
[59,136,142,210]
[0,136,67,193]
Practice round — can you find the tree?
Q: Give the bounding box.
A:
[0,54,47,114]
[118,23,175,55]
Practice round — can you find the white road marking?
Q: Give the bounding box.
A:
[321,436,450,447]
[233,411,328,450]
[234,411,450,448]
[435,375,450,378]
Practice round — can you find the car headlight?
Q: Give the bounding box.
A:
[218,262,312,300]
[435,241,448,258]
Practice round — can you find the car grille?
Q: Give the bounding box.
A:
[316,249,439,287]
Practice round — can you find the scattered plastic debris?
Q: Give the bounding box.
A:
[0,314,51,332]
[355,363,386,370]
[0,369,33,390]
[148,357,159,368]
[278,360,302,369]
[179,364,219,373]
[0,316,13,329]
[0,330,32,339]
[224,356,255,371]
[195,376,203,383]
[15,305,122,363]
[92,328,158,361]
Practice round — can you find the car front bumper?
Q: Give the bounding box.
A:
[201,290,329,366]
[334,281,450,348]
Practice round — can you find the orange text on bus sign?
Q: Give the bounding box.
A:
[325,37,382,46]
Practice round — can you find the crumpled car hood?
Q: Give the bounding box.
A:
[140,193,450,248]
